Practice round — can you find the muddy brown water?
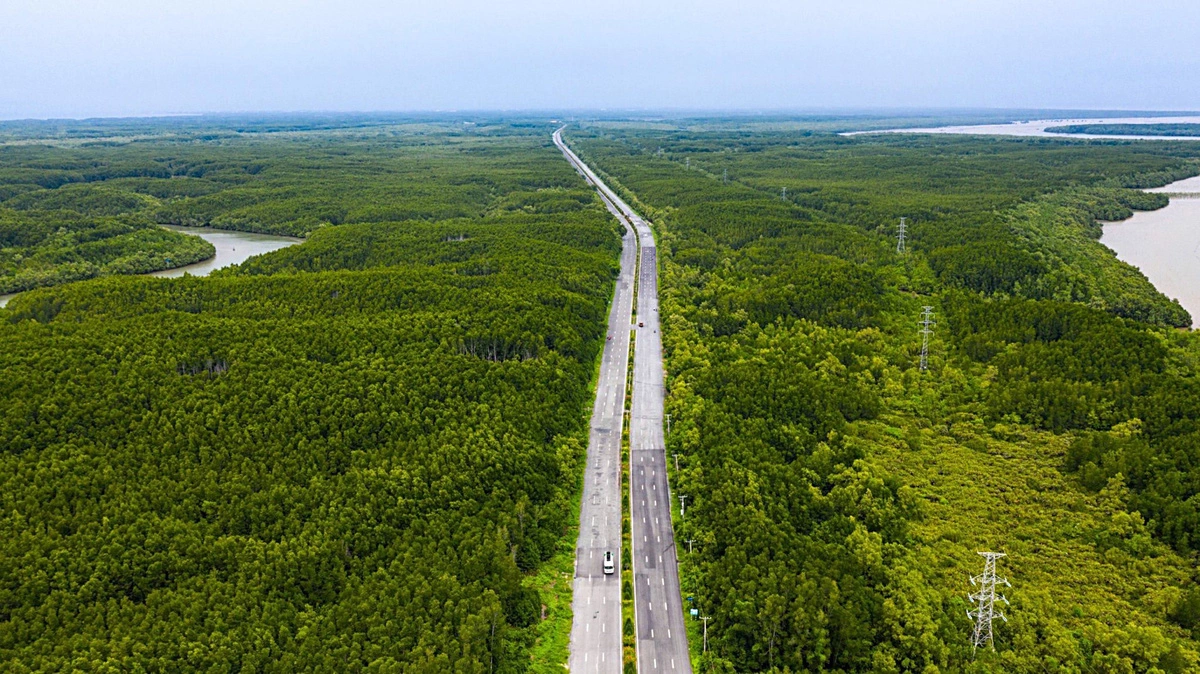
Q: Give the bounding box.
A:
[1101,176,1200,327]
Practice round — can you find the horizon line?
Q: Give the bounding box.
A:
[3,106,1200,124]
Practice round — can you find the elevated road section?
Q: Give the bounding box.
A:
[554,128,692,674]
[556,128,632,674]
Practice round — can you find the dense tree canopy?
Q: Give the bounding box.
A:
[572,125,1200,672]
[0,122,619,672]
[1047,124,1200,138]
[0,206,214,293]
[8,114,1200,673]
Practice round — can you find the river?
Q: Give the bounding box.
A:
[847,115,1200,140]
[0,225,300,308]
[1101,176,1200,327]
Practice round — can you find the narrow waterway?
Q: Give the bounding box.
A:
[1101,176,1200,327]
[148,225,300,278]
[0,225,300,308]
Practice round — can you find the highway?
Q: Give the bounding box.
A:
[554,128,692,674]
[556,128,633,674]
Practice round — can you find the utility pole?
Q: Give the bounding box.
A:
[673,453,679,471]
[685,539,695,553]
[680,495,687,519]
[919,306,935,372]
[896,217,908,253]
[967,552,1010,653]
[665,413,671,435]
[700,616,712,652]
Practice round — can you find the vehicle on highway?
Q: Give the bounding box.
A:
[603,551,615,575]
[638,322,644,327]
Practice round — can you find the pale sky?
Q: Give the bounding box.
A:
[1,0,1197,119]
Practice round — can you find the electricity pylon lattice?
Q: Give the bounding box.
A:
[919,306,935,372]
[896,216,908,253]
[967,552,1010,652]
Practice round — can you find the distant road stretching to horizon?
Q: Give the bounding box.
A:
[554,128,692,674]
[555,128,631,674]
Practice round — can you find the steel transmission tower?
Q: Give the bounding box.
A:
[896,217,908,253]
[919,306,935,371]
[967,552,1010,652]
[723,168,728,184]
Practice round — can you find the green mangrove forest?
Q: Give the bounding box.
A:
[5,115,1200,673]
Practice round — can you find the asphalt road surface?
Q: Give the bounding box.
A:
[556,128,633,674]
[554,128,693,674]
